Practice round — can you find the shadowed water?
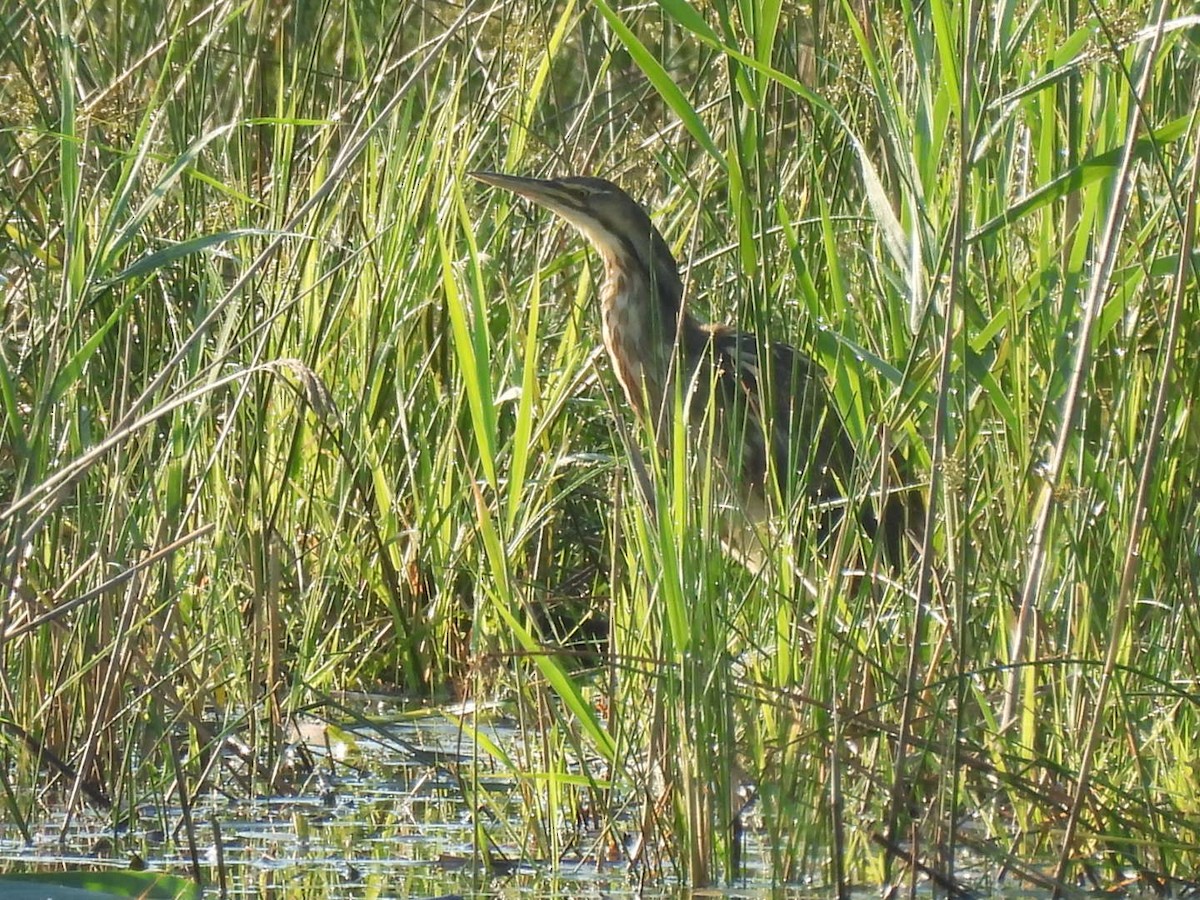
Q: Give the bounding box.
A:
[0,694,846,898]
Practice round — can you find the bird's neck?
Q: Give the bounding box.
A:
[597,244,701,419]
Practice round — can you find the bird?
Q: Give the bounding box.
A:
[470,172,899,556]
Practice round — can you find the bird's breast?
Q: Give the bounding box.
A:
[600,269,663,418]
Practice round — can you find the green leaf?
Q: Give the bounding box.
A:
[505,0,578,169]
[50,292,136,406]
[0,871,199,900]
[441,214,498,490]
[99,123,238,275]
[105,229,290,283]
[592,0,726,171]
[969,116,1192,243]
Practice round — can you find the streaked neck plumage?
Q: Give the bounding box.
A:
[593,225,703,419]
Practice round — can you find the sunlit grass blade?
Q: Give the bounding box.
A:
[970,115,1193,242]
[592,0,725,170]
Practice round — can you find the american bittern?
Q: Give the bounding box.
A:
[471,172,893,551]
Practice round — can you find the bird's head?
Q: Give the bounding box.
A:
[469,172,660,272]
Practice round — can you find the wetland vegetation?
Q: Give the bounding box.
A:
[1,0,1199,895]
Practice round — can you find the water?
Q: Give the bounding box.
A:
[0,695,828,898]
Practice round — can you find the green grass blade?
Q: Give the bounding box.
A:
[592,0,726,170]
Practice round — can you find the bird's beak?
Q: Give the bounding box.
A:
[469,170,554,196]
[468,171,580,219]
[469,171,618,258]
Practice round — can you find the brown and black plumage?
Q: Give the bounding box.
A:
[470,172,883,546]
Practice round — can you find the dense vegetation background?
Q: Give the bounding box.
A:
[1,0,1198,890]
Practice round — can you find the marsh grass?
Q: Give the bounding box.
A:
[2,0,1199,891]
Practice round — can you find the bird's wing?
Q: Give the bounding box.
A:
[701,324,854,503]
